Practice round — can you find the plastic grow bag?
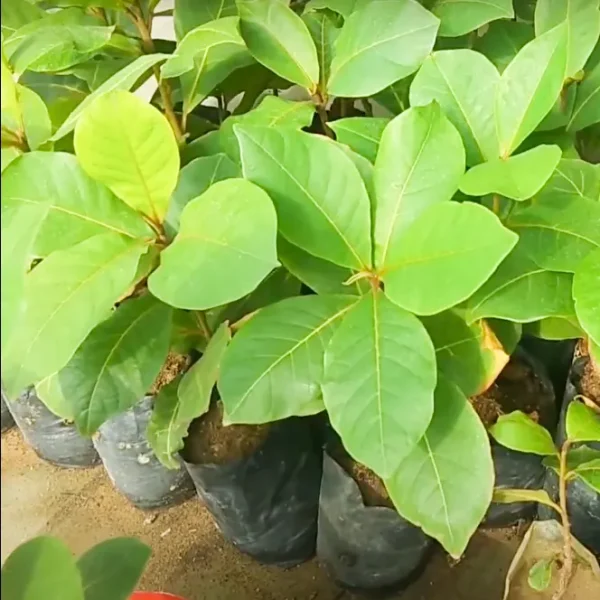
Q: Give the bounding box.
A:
[94,397,194,510]
[183,417,321,567]
[1,388,15,433]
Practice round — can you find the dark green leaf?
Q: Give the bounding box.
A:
[489,411,557,456]
[567,59,600,132]
[475,20,534,73]
[329,117,389,163]
[174,0,237,40]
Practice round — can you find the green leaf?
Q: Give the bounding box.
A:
[460,145,562,201]
[149,179,278,310]
[305,0,360,17]
[538,158,600,203]
[302,8,341,92]
[328,117,389,163]
[386,377,494,558]
[1,233,145,399]
[489,411,558,456]
[496,24,568,157]
[236,126,372,270]
[323,291,436,478]
[219,294,357,423]
[35,372,74,420]
[174,0,238,40]
[327,0,439,97]
[535,0,600,78]
[1,152,152,256]
[57,295,172,435]
[466,244,576,324]
[74,90,180,224]
[493,488,560,512]
[373,77,410,115]
[566,401,600,443]
[410,49,500,165]
[524,317,583,341]
[573,458,600,493]
[148,323,231,469]
[544,445,600,473]
[51,53,168,141]
[507,194,600,272]
[374,103,465,270]
[383,202,517,316]
[16,85,51,150]
[475,20,534,73]
[567,59,600,132]
[237,0,319,91]
[528,558,554,592]
[1,0,44,38]
[573,248,600,345]
[77,538,151,600]
[1,536,83,600]
[432,0,514,38]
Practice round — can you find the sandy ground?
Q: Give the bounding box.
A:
[2,427,523,600]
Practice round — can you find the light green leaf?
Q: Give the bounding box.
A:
[567,401,600,443]
[1,536,83,600]
[475,20,534,73]
[1,147,21,172]
[567,59,600,132]
[410,49,500,165]
[383,202,517,316]
[528,558,554,592]
[573,247,600,345]
[1,152,152,256]
[323,291,436,478]
[236,126,372,270]
[16,85,51,150]
[219,294,357,423]
[573,458,600,493]
[165,153,238,235]
[460,145,562,201]
[466,244,576,324]
[524,317,583,341]
[374,103,465,270]
[496,24,568,157]
[493,488,560,512]
[507,194,600,272]
[386,377,494,558]
[1,233,145,399]
[35,372,73,420]
[535,0,600,78]
[237,0,319,91]
[148,323,231,469]
[51,53,168,141]
[2,43,21,131]
[77,538,151,600]
[303,8,341,92]
[1,0,44,38]
[490,410,557,456]
[329,117,389,163]
[149,179,278,310]
[74,90,180,224]
[57,295,172,436]
[538,158,600,203]
[327,0,439,97]
[432,0,514,38]
[174,0,238,40]
[544,446,600,473]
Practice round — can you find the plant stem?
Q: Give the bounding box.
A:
[195,311,212,341]
[492,194,500,215]
[316,105,333,138]
[554,440,573,600]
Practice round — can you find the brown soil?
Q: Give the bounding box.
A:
[471,356,545,429]
[182,401,270,465]
[149,352,191,396]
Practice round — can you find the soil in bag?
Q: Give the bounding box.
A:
[317,437,432,594]
[539,343,600,556]
[471,350,556,527]
[182,401,321,567]
[6,387,99,468]
[1,386,15,433]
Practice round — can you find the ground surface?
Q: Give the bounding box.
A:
[2,427,522,600]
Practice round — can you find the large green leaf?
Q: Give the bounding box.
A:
[538,158,600,203]
[237,0,319,91]
[460,145,562,201]
[74,91,180,224]
[475,20,534,73]
[1,0,44,38]
[507,195,600,272]
[574,458,600,493]
[174,0,238,40]
[165,153,238,235]
[302,8,341,92]
[1,233,145,399]
[329,117,389,163]
[149,179,278,310]
[496,24,568,157]
[2,152,152,256]
[327,0,439,97]
[323,291,436,478]
[566,401,600,443]
[373,103,465,270]
[432,0,514,38]
[410,50,500,165]
[77,538,150,600]
[236,126,372,270]
[386,377,494,558]
[148,323,230,469]
[15,85,51,150]
[51,53,168,141]
[57,295,172,435]
[219,294,357,423]
[489,411,557,456]
[1,536,83,600]
[535,0,600,78]
[466,244,576,324]
[383,202,517,316]
[567,59,600,132]
[573,247,600,345]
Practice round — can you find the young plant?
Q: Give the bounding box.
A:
[490,403,600,598]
